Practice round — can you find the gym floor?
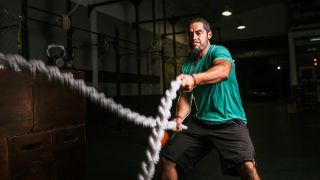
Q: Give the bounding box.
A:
[85,101,320,180]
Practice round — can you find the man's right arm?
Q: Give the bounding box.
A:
[173,91,192,132]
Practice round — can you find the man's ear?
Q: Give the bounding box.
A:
[208,31,212,40]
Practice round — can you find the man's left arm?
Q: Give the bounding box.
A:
[178,59,232,91]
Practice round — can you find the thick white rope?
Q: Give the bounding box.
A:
[0,53,187,180]
[137,80,181,180]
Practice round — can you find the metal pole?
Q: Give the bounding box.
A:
[67,0,73,60]
[162,0,166,34]
[152,0,156,39]
[26,17,61,28]
[135,4,141,95]
[21,0,30,59]
[89,8,99,89]
[115,29,121,100]
[288,32,298,99]
[161,46,166,94]
[170,18,178,77]
[27,5,62,17]
[72,26,136,45]
[162,0,166,93]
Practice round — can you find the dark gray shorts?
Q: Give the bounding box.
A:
[162,118,256,176]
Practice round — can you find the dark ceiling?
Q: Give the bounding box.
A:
[168,0,289,21]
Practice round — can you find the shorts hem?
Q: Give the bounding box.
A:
[162,152,188,174]
[222,157,256,176]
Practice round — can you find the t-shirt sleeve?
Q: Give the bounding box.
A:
[213,46,233,63]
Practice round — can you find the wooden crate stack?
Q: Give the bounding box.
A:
[0,69,86,180]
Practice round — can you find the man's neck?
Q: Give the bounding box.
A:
[194,44,210,60]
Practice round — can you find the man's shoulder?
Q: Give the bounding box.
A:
[210,44,229,53]
[209,44,233,62]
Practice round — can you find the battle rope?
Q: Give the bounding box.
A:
[0,53,187,180]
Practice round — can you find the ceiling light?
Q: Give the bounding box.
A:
[310,37,320,42]
[222,10,232,16]
[237,25,246,30]
[222,6,232,16]
[237,20,246,30]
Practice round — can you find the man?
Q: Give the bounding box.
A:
[161,17,260,180]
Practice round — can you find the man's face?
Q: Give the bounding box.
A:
[187,22,212,54]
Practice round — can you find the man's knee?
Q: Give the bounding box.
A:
[161,157,179,180]
[241,161,256,170]
[238,161,260,179]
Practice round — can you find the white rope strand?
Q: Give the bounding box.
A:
[137,80,182,180]
[0,53,187,180]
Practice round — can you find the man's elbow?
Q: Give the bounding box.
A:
[219,62,231,81]
[221,72,229,81]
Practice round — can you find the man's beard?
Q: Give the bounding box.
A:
[192,47,201,56]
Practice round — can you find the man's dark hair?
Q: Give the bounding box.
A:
[187,17,212,32]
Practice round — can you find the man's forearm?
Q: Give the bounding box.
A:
[175,92,192,120]
[192,60,231,85]
[176,103,191,120]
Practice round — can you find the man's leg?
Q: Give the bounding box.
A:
[161,157,178,180]
[238,161,260,180]
[161,119,211,180]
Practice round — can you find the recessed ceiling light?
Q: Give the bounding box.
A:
[222,10,232,16]
[237,25,246,30]
[310,37,320,42]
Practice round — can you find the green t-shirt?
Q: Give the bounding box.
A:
[181,45,247,123]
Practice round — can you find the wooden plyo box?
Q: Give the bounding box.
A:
[0,138,9,180]
[0,69,87,179]
[9,131,53,180]
[53,124,86,180]
[0,69,33,138]
[34,71,86,132]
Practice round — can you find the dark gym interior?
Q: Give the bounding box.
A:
[1,0,320,179]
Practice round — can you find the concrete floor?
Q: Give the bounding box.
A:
[85,101,320,180]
